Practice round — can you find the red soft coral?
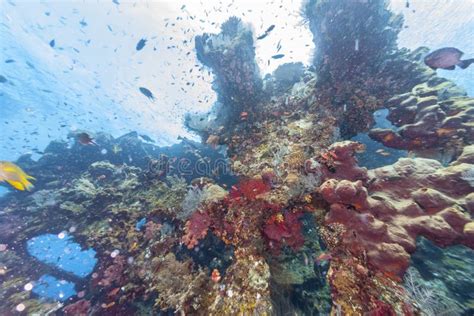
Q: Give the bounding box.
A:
[263,210,305,252]
[183,211,211,249]
[230,178,270,200]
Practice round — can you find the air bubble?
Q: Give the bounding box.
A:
[24,283,33,291]
[16,303,26,312]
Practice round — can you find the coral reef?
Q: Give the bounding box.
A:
[189,16,263,135]
[63,299,91,315]
[150,253,210,313]
[369,81,472,162]
[302,0,433,138]
[264,62,306,96]
[1,2,474,315]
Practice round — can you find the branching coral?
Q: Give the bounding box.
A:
[180,187,204,221]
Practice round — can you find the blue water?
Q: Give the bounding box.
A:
[352,109,406,169]
[27,233,97,278]
[32,274,76,301]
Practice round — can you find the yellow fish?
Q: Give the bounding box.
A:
[0,161,35,191]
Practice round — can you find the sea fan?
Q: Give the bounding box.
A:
[403,267,463,316]
[179,187,204,221]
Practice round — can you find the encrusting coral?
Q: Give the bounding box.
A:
[318,141,473,276]
[369,81,473,163]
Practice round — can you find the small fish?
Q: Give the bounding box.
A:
[265,25,275,33]
[79,18,87,27]
[257,25,276,40]
[376,149,390,156]
[77,133,97,146]
[49,39,55,48]
[4,59,15,63]
[136,38,147,51]
[0,75,7,83]
[0,161,35,191]
[112,0,119,5]
[424,47,474,70]
[139,87,155,100]
[272,54,285,59]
